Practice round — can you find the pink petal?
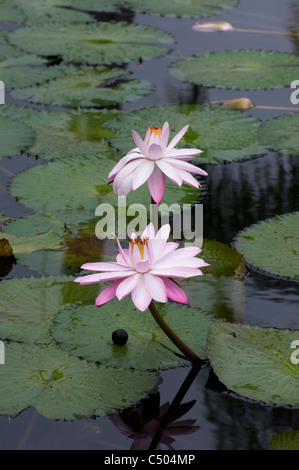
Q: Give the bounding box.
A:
[115,236,133,268]
[164,148,203,158]
[80,262,132,272]
[135,258,150,273]
[155,224,171,240]
[148,143,163,160]
[109,152,144,180]
[179,170,200,189]
[156,160,182,186]
[116,273,141,300]
[161,122,169,150]
[132,160,155,190]
[142,222,156,239]
[162,277,188,304]
[147,165,165,204]
[95,279,123,306]
[131,277,152,311]
[113,159,144,192]
[143,273,167,302]
[132,129,148,156]
[165,124,189,153]
[150,266,203,278]
[164,158,208,176]
[75,271,135,284]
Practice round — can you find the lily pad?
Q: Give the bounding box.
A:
[0,341,157,420]
[0,275,98,344]
[259,113,299,156]
[10,152,201,230]
[106,104,268,163]
[11,65,152,107]
[0,1,25,23]
[2,106,119,160]
[10,22,173,65]
[123,0,238,18]
[207,321,299,406]
[269,430,299,450]
[170,50,299,90]
[234,213,299,280]
[0,31,21,60]
[0,114,35,160]
[52,299,215,370]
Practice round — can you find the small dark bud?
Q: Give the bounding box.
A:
[112,329,128,346]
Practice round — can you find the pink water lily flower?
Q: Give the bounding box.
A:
[74,223,209,312]
[109,122,207,204]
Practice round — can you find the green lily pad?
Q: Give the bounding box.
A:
[234,213,299,280]
[0,55,66,90]
[10,22,173,65]
[269,430,299,450]
[182,239,245,319]
[170,50,299,90]
[0,0,25,23]
[52,299,215,370]
[0,275,98,344]
[106,104,268,163]
[207,321,299,406]
[1,106,119,160]
[123,0,238,17]
[0,341,157,420]
[11,65,152,107]
[0,31,21,59]
[259,113,299,156]
[0,114,35,160]
[10,152,201,230]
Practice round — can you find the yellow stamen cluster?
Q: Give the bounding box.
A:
[130,236,149,259]
[147,126,162,145]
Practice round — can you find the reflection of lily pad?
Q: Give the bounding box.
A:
[234,213,299,280]
[11,65,152,107]
[106,104,268,163]
[52,299,215,370]
[171,50,299,90]
[207,321,299,406]
[123,0,238,18]
[259,113,299,156]
[0,275,98,344]
[0,341,157,420]
[0,115,35,160]
[11,152,201,229]
[10,22,173,65]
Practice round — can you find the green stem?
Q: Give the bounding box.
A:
[148,301,204,365]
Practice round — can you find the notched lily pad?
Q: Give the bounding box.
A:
[51,299,215,370]
[0,115,35,160]
[207,321,299,406]
[171,50,299,90]
[0,341,157,420]
[259,113,299,156]
[234,212,299,280]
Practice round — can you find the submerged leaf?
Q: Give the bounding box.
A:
[207,321,299,406]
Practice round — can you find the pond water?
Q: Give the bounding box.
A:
[0,0,298,451]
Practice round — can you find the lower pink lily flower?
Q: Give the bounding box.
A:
[74,223,209,312]
[109,122,207,204]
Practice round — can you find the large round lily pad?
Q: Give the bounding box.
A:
[207,321,299,406]
[11,65,152,107]
[234,212,299,280]
[123,0,238,18]
[0,115,35,160]
[10,22,173,65]
[52,299,215,370]
[259,113,299,156]
[0,341,157,420]
[170,50,299,90]
[106,104,268,163]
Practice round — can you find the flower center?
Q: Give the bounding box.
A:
[130,236,148,260]
[147,126,162,145]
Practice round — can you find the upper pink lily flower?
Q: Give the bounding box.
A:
[109,122,208,204]
[74,223,209,312]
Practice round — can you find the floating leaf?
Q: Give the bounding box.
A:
[11,152,201,230]
[234,212,299,280]
[52,299,215,370]
[11,65,152,107]
[0,115,35,160]
[207,321,299,406]
[0,275,99,344]
[10,22,173,65]
[0,31,21,60]
[259,113,299,156]
[269,430,299,450]
[171,50,299,90]
[106,104,267,163]
[0,0,25,23]
[122,0,238,18]
[0,341,157,420]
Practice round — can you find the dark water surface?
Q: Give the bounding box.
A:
[0,0,298,450]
